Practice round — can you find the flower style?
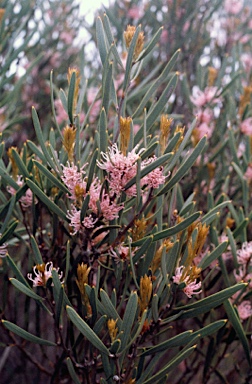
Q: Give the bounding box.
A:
[27,262,63,287]
[173,265,202,298]
[66,205,82,235]
[0,236,7,258]
[237,300,252,321]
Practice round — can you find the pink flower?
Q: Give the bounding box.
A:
[241,53,252,73]
[97,144,165,197]
[197,108,214,124]
[183,281,202,298]
[7,176,34,209]
[224,0,244,15]
[240,118,252,135]
[66,205,82,235]
[191,86,220,107]
[128,5,144,19]
[244,164,252,182]
[83,215,98,229]
[27,262,63,287]
[61,162,86,200]
[194,122,214,140]
[161,29,168,44]
[173,266,202,298]
[100,194,124,221]
[237,241,252,264]
[173,266,184,284]
[60,31,74,44]
[237,300,252,320]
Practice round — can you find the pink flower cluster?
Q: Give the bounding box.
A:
[97,144,165,197]
[62,162,124,235]
[173,266,202,298]
[62,144,165,235]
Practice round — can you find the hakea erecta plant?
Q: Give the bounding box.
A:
[1,11,252,384]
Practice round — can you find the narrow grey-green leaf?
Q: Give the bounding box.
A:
[66,306,110,355]
[10,278,43,301]
[66,358,81,384]
[224,299,251,365]
[26,179,66,221]
[198,241,228,270]
[2,320,56,346]
[33,160,68,193]
[30,235,43,264]
[158,136,206,196]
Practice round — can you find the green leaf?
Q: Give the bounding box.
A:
[11,148,30,179]
[141,330,193,356]
[174,283,246,319]
[31,107,58,171]
[68,70,76,124]
[6,255,30,287]
[96,16,108,66]
[10,278,43,301]
[26,179,66,221]
[145,73,178,132]
[133,49,180,118]
[0,219,18,245]
[100,289,122,327]
[141,346,196,384]
[66,358,81,384]
[132,211,200,246]
[98,108,108,153]
[125,153,172,191]
[33,160,68,193]
[158,136,207,196]
[137,27,164,62]
[66,306,110,355]
[119,291,138,350]
[123,25,142,92]
[224,299,251,366]
[30,235,43,264]
[2,320,56,346]
[201,201,231,224]
[198,241,228,270]
[103,14,123,67]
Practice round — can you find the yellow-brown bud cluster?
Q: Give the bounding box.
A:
[160,114,173,154]
[107,318,118,343]
[124,25,144,60]
[139,274,152,316]
[62,125,76,162]
[208,66,218,87]
[76,263,92,316]
[7,147,19,181]
[120,116,132,155]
